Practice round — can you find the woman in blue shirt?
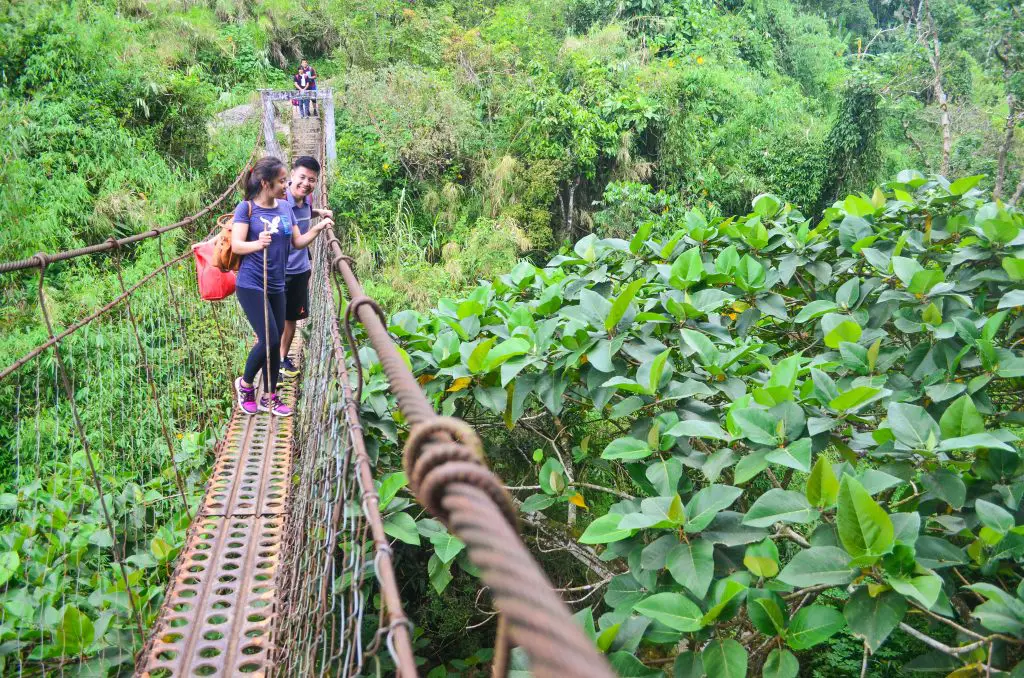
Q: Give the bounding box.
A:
[231,156,332,416]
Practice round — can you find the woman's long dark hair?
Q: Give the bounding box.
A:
[243,156,286,200]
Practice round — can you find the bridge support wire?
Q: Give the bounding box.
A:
[271,108,416,677]
[322,234,615,677]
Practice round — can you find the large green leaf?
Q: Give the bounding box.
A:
[539,457,566,495]
[684,484,742,533]
[837,475,894,562]
[665,419,730,441]
[843,588,906,652]
[0,551,19,588]
[606,279,645,332]
[887,402,939,450]
[794,300,838,323]
[976,499,1015,534]
[763,649,799,678]
[887,571,942,609]
[633,593,704,631]
[702,580,748,624]
[673,652,704,678]
[701,639,747,678]
[766,438,811,473]
[777,546,855,587]
[378,471,408,510]
[667,539,715,598]
[428,553,453,594]
[939,395,984,439]
[482,337,532,372]
[733,409,779,446]
[786,605,846,650]
[430,532,465,564]
[743,490,818,527]
[806,455,839,508]
[748,594,787,635]
[579,514,633,544]
[608,653,661,677]
[55,606,95,654]
[602,437,653,461]
[647,457,683,496]
[743,538,780,578]
[821,314,862,349]
[829,386,882,412]
[670,246,705,289]
[384,512,420,546]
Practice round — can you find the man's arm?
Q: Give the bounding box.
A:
[292,217,333,249]
[312,207,333,218]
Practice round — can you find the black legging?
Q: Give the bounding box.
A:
[236,286,286,392]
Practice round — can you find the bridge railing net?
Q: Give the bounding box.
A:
[0,156,254,676]
[272,127,414,676]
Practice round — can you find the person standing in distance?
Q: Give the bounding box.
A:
[293,62,311,118]
[280,155,332,378]
[301,59,319,117]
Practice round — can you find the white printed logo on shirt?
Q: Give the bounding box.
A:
[260,216,281,234]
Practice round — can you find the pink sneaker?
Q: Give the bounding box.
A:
[235,377,258,415]
[259,393,292,417]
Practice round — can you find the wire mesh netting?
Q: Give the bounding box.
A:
[271,123,414,677]
[0,235,248,676]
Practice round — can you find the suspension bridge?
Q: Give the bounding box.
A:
[0,90,613,678]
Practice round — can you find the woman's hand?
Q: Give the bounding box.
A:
[258,230,273,249]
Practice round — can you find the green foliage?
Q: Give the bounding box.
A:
[362,173,1024,672]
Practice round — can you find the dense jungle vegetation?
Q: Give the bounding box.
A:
[2,0,1024,675]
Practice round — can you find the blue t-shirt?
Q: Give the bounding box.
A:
[233,200,293,293]
[285,189,312,276]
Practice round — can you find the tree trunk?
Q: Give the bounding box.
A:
[995,94,1017,199]
[1011,173,1024,205]
[922,1,952,175]
[994,40,1019,200]
[557,176,581,240]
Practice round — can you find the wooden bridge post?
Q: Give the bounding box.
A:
[260,90,284,161]
[322,87,336,172]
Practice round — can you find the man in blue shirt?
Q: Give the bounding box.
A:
[280,155,332,378]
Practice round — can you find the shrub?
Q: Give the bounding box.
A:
[362,172,1024,674]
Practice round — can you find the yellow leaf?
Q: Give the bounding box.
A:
[866,582,890,597]
[447,377,472,392]
[568,493,588,510]
[579,353,589,365]
[417,374,435,386]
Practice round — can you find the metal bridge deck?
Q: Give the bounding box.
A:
[137,351,301,678]
[140,112,326,678]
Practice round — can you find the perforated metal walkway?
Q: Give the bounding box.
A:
[138,350,301,678]
[137,102,328,678]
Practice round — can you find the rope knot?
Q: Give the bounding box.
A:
[31,252,49,269]
[329,252,356,272]
[402,417,516,528]
[106,237,122,252]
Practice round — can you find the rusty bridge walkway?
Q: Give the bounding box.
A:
[136,100,323,678]
[0,90,613,678]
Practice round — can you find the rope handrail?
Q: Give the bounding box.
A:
[321,228,615,677]
[0,128,263,274]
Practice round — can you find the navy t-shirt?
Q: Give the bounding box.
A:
[233,200,293,293]
[285,189,312,275]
